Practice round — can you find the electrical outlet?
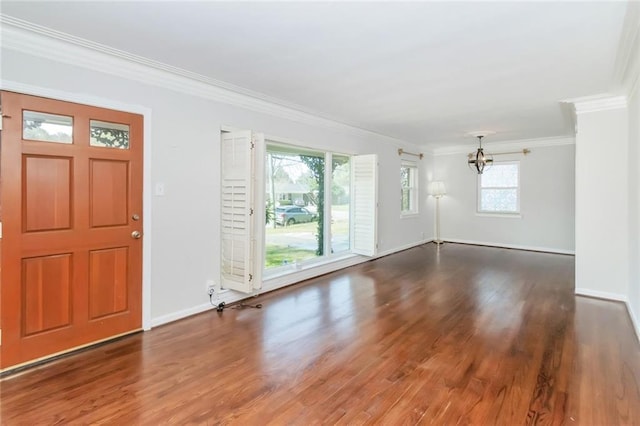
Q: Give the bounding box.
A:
[206,280,216,295]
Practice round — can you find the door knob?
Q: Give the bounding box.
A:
[132,213,140,221]
[131,230,142,239]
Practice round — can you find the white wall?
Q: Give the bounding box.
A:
[432,141,575,253]
[568,2,639,334]
[624,1,640,337]
[569,0,639,331]
[424,153,438,240]
[629,83,640,331]
[575,103,629,299]
[1,48,432,324]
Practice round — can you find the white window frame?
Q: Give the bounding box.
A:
[400,160,419,217]
[477,161,521,216]
[260,140,378,279]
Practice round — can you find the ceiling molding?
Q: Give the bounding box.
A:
[0,15,414,148]
[613,1,640,94]
[562,94,628,114]
[433,136,575,156]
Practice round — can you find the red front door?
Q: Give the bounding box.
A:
[1,91,144,370]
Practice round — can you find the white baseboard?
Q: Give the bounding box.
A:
[574,289,640,342]
[150,287,268,328]
[443,238,575,255]
[625,300,640,342]
[574,288,627,301]
[150,239,432,328]
[375,239,433,258]
[150,302,213,328]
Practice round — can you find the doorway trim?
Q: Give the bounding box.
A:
[1,80,153,330]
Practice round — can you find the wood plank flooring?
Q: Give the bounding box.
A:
[2,243,640,424]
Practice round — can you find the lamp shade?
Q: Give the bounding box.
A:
[428,181,446,197]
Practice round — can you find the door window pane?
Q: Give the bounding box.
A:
[90,120,130,149]
[23,111,73,144]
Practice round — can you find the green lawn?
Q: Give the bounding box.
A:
[264,245,316,268]
[265,221,317,234]
[264,221,318,268]
[264,208,350,268]
[264,217,349,236]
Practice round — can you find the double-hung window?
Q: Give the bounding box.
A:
[478,161,520,215]
[401,160,419,216]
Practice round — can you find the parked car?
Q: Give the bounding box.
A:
[275,206,317,226]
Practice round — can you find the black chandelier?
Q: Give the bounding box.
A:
[468,135,493,174]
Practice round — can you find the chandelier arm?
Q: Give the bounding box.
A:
[468,134,493,174]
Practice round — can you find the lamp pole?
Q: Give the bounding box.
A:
[428,181,446,245]
[434,194,443,245]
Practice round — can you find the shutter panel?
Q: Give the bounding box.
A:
[220,131,255,293]
[251,132,265,290]
[352,154,378,256]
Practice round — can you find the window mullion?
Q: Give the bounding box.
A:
[324,152,332,257]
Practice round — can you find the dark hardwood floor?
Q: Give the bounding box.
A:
[2,243,640,424]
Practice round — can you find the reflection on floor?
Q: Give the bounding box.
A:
[2,243,639,424]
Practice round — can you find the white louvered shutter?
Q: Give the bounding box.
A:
[352,154,378,256]
[221,131,257,293]
[251,132,265,290]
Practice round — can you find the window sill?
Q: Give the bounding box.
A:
[476,212,522,219]
[401,212,420,219]
[261,252,366,297]
[263,252,357,281]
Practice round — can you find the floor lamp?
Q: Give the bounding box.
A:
[428,181,446,245]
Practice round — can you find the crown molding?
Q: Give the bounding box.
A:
[432,136,575,156]
[613,1,640,94]
[0,15,413,148]
[561,94,628,114]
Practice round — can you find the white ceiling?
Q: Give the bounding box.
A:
[1,1,630,148]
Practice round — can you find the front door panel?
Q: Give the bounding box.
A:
[1,92,144,370]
